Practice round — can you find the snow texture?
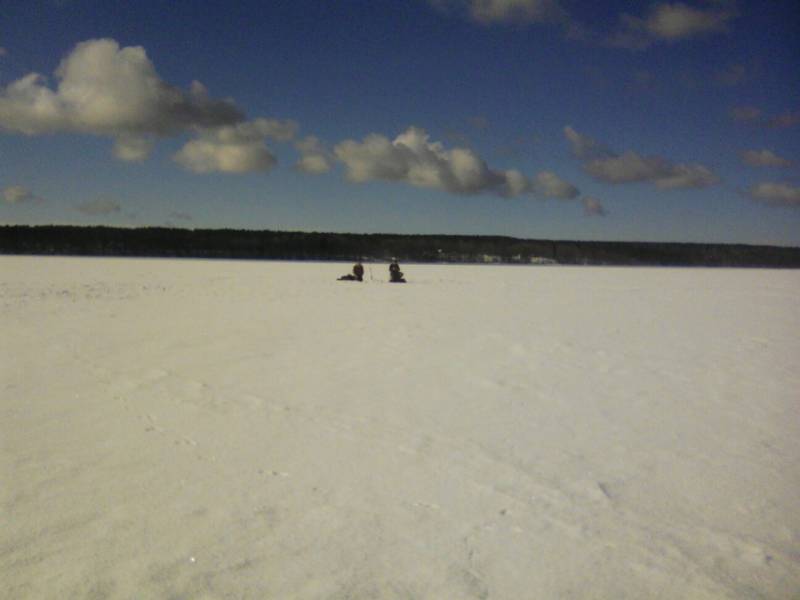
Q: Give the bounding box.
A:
[2,257,799,599]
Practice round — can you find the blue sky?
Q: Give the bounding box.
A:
[1,0,798,244]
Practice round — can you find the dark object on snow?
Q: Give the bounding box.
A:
[339,261,364,281]
[388,259,406,283]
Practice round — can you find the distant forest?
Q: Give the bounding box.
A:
[2,225,799,268]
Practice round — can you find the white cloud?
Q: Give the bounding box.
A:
[2,185,42,204]
[294,136,334,174]
[334,126,577,199]
[532,170,579,199]
[174,137,275,174]
[564,126,719,189]
[748,182,800,207]
[235,117,298,143]
[332,126,580,199]
[644,3,733,39]
[429,0,567,25]
[583,197,607,217]
[113,135,154,162]
[466,0,567,24]
[0,38,244,160]
[741,149,791,168]
[609,2,736,49]
[77,198,122,215]
[173,118,296,174]
[335,127,506,195]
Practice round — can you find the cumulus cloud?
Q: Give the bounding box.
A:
[583,197,607,217]
[564,126,719,189]
[333,126,578,199]
[335,127,507,195]
[430,0,567,25]
[741,149,791,168]
[0,38,244,160]
[173,118,296,174]
[0,39,243,136]
[748,182,800,207]
[174,137,275,174]
[2,185,42,204]
[609,2,736,49]
[532,171,579,199]
[76,198,122,215]
[294,136,334,174]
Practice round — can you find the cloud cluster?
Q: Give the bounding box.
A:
[741,149,791,168]
[334,126,578,199]
[0,39,244,161]
[748,182,800,207]
[0,38,305,173]
[609,2,736,49]
[2,185,42,204]
[564,126,719,189]
[429,1,738,50]
[174,118,297,174]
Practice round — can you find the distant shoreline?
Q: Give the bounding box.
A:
[2,225,799,268]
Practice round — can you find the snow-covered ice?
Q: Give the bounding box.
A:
[2,256,799,599]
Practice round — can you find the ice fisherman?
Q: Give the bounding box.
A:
[388,258,406,283]
[338,260,364,281]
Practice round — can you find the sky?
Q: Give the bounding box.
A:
[1,0,798,245]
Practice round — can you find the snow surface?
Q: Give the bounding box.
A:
[2,256,799,599]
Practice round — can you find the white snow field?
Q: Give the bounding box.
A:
[2,256,799,599]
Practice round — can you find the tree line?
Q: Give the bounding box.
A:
[1,225,799,268]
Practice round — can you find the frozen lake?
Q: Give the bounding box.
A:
[2,256,799,599]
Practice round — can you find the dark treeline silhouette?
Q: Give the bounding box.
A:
[2,225,799,268]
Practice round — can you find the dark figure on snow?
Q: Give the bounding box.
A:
[338,260,364,281]
[353,261,364,281]
[388,258,406,283]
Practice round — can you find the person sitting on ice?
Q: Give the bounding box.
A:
[353,260,364,281]
[388,258,406,283]
[338,260,364,281]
